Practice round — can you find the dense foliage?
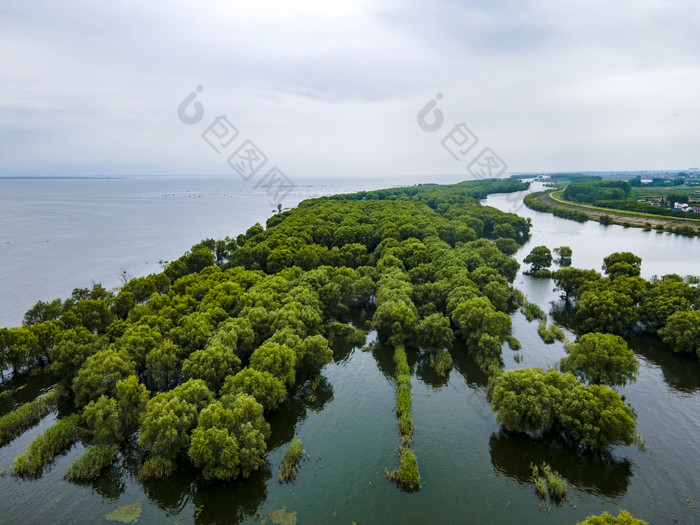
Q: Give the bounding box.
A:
[490,368,636,450]
[553,254,700,356]
[1,178,530,482]
[563,181,632,204]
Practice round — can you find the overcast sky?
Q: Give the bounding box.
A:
[1,1,699,181]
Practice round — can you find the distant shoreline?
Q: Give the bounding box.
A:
[0,176,126,180]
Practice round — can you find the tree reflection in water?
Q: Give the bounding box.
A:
[489,431,632,498]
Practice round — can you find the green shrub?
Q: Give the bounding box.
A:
[521,302,546,322]
[538,322,555,344]
[534,476,547,499]
[387,447,420,491]
[576,510,647,524]
[138,456,175,480]
[506,335,522,350]
[0,388,62,447]
[12,413,81,478]
[398,412,413,439]
[64,443,117,482]
[530,461,567,505]
[550,324,566,342]
[277,438,306,482]
[396,389,412,417]
[429,349,453,377]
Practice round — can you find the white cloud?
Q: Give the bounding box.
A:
[0,0,699,178]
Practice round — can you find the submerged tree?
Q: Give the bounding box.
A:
[189,394,270,481]
[560,333,639,387]
[523,246,552,273]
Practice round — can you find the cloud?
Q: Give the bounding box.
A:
[0,0,699,178]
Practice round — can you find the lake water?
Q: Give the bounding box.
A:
[0,177,397,328]
[0,179,699,524]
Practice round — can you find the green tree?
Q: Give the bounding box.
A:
[4,327,38,373]
[63,299,113,334]
[115,375,149,431]
[416,313,454,351]
[553,268,602,301]
[560,333,639,387]
[602,252,642,279]
[29,321,60,366]
[139,379,213,459]
[72,349,135,407]
[494,237,520,256]
[490,367,560,434]
[372,299,419,347]
[249,342,297,388]
[658,310,700,356]
[181,342,242,392]
[169,312,212,355]
[144,340,181,391]
[220,368,287,411]
[639,279,694,333]
[451,296,510,372]
[49,327,107,387]
[83,395,122,443]
[188,394,270,481]
[576,290,637,335]
[523,246,552,272]
[23,298,63,326]
[209,317,256,360]
[300,335,334,370]
[559,382,637,449]
[114,324,163,372]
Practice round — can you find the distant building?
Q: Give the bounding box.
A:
[690,207,700,213]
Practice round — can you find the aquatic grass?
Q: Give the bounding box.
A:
[521,302,546,322]
[389,346,420,486]
[396,387,411,413]
[0,387,62,447]
[550,324,566,342]
[64,443,117,482]
[11,413,81,478]
[386,447,420,491]
[538,322,556,344]
[538,322,566,344]
[530,462,567,505]
[534,476,547,499]
[430,349,453,377]
[277,438,306,482]
[505,335,522,351]
[138,456,175,480]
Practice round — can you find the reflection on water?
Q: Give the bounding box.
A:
[267,374,335,449]
[414,352,450,390]
[627,335,700,394]
[489,431,633,499]
[450,338,491,389]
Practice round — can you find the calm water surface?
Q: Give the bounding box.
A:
[0,179,699,524]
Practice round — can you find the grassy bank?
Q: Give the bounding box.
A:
[386,346,420,491]
[12,413,81,478]
[0,387,62,447]
[525,189,700,236]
